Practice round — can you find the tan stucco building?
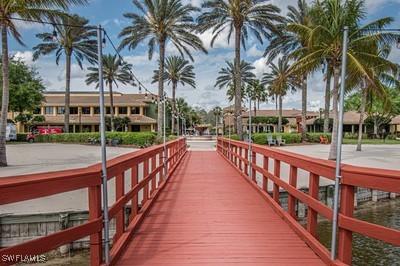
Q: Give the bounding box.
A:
[8,91,157,133]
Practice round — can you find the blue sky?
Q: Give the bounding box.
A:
[10,0,400,111]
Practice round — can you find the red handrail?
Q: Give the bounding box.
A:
[217,137,400,265]
[0,138,187,266]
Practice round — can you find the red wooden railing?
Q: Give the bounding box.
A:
[0,138,187,266]
[217,137,400,266]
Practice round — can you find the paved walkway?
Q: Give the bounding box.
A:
[116,151,324,265]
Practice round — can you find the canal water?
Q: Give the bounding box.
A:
[317,199,400,265]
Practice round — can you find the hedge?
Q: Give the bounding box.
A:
[252,133,302,144]
[32,132,157,147]
[306,132,332,143]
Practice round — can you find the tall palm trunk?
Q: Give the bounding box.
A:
[64,51,72,133]
[0,27,10,166]
[109,82,115,132]
[171,81,177,134]
[157,39,166,135]
[301,75,307,141]
[234,26,243,139]
[356,85,367,151]
[278,95,283,133]
[328,66,340,160]
[323,68,332,133]
[253,100,257,117]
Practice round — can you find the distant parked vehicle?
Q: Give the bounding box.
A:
[27,126,63,143]
[6,123,17,141]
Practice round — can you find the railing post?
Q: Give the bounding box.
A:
[239,147,243,171]
[151,155,157,195]
[115,172,125,241]
[262,156,269,192]
[88,185,102,266]
[244,148,249,176]
[288,166,298,219]
[234,146,238,166]
[251,151,256,182]
[338,184,355,264]
[142,158,149,205]
[273,159,280,204]
[159,151,164,185]
[307,173,319,238]
[130,164,138,222]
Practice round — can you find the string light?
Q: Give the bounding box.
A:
[1,15,171,102]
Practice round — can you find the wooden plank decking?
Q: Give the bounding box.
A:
[116,151,324,265]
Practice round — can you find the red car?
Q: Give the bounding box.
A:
[27,126,63,143]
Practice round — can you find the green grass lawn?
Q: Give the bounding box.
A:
[343,138,400,145]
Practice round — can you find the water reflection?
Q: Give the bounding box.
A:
[317,199,400,266]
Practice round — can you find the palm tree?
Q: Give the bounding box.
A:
[289,0,398,159]
[119,0,207,136]
[198,0,284,138]
[212,106,222,135]
[86,54,134,131]
[246,79,267,116]
[33,14,97,133]
[215,60,256,90]
[152,56,195,134]
[262,58,298,133]
[265,0,312,141]
[0,0,87,167]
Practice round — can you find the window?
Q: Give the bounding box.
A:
[119,107,128,115]
[45,107,54,115]
[33,107,41,114]
[57,107,65,114]
[106,107,112,115]
[70,107,78,115]
[81,107,91,115]
[131,107,140,114]
[131,125,140,132]
[93,107,100,114]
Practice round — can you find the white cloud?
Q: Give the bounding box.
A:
[13,51,34,65]
[246,45,264,57]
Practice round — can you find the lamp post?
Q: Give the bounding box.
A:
[248,96,253,180]
[97,25,110,265]
[331,26,349,260]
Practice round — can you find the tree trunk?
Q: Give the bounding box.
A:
[0,27,10,166]
[64,51,72,133]
[301,74,307,141]
[278,95,283,133]
[373,118,378,136]
[328,66,340,160]
[323,68,332,133]
[171,81,177,135]
[253,100,257,117]
[234,26,243,139]
[157,39,166,136]
[356,84,367,151]
[109,82,115,132]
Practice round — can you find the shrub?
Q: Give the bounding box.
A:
[32,132,157,147]
[252,133,302,144]
[306,132,332,143]
[16,133,28,142]
[228,134,240,140]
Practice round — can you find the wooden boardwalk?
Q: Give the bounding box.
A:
[116,151,324,265]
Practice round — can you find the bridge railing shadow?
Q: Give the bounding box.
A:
[0,138,187,266]
[217,137,400,266]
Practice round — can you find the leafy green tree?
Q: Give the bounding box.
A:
[215,60,256,102]
[265,0,312,141]
[119,0,207,136]
[246,79,267,116]
[86,54,134,131]
[14,113,46,132]
[0,0,87,166]
[262,58,298,133]
[33,14,97,133]
[0,58,44,113]
[197,0,284,138]
[153,56,195,134]
[288,0,398,159]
